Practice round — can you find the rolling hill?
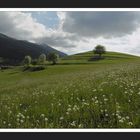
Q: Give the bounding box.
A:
[0,33,67,65]
[60,51,139,65]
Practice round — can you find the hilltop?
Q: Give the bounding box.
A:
[60,51,139,65]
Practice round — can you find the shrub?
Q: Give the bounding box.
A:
[0,66,13,70]
[23,65,46,72]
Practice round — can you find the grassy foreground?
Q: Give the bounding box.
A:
[0,52,140,128]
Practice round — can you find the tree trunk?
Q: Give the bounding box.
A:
[99,53,102,58]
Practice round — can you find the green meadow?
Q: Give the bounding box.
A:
[0,51,140,128]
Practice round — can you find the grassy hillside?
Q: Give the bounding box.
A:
[60,51,139,64]
[0,52,140,128]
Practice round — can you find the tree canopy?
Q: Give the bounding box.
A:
[47,52,59,65]
[93,45,106,57]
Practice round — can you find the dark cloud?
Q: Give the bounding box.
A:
[62,11,140,38]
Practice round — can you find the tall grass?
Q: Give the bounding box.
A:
[0,59,140,128]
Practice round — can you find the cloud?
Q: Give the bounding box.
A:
[0,12,47,41]
[62,11,140,38]
[0,11,140,55]
[0,11,81,53]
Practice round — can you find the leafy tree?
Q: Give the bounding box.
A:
[47,52,59,65]
[93,45,106,58]
[38,53,46,65]
[23,55,32,66]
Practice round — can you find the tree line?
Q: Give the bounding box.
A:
[23,52,59,70]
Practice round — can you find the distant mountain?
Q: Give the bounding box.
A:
[0,33,67,65]
[39,43,67,57]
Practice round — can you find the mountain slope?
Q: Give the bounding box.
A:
[0,33,67,65]
[40,43,66,57]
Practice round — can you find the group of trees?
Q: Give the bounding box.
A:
[23,52,59,66]
[23,45,106,67]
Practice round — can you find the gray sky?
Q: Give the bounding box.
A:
[0,11,140,55]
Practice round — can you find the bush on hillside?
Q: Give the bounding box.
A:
[88,55,105,61]
[0,65,13,70]
[23,65,46,72]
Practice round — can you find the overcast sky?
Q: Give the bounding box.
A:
[0,11,140,55]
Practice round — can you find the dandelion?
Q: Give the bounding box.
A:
[126,116,130,120]
[95,96,97,99]
[77,97,80,101]
[82,99,85,102]
[95,100,99,104]
[8,123,11,127]
[40,114,45,118]
[9,110,12,114]
[117,106,121,109]
[104,98,108,102]
[93,89,97,92]
[116,110,120,113]
[16,118,20,122]
[67,108,71,112]
[20,120,24,123]
[100,110,104,113]
[103,95,106,97]
[128,122,133,126]
[105,114,109,117]
[60,117,64,120]
[100,89,103,91]
[118,115,122,119]
[66,112,69,115]
[78,124,83,128]
[21,115,25,119]
[70,121,76,127]
[119,119,124,123]
[45,118,48,121]
[112,113,115,116]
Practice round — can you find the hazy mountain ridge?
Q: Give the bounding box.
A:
[0,33,67,65]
